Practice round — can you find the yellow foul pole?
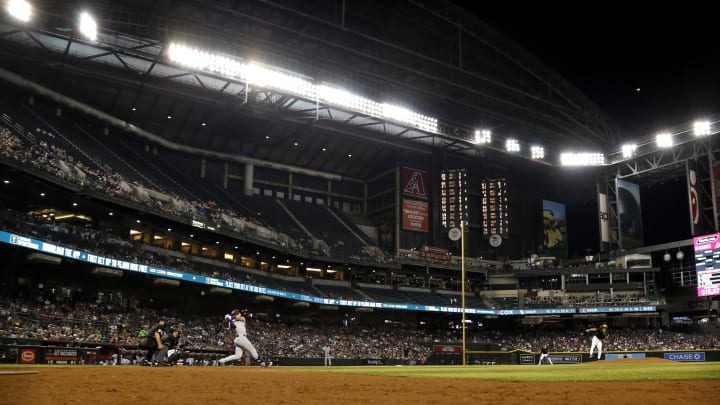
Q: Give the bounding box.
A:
[461,220,466,366]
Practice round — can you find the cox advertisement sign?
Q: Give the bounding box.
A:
[664,352,705,362]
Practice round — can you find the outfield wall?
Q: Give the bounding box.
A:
[427,349,720,365]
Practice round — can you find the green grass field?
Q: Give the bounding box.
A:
[299,363,720,382]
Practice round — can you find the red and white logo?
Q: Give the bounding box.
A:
[402,168,427,199]
[20,349,36,364]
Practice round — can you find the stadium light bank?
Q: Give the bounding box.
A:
[6,3,716,168]
[166,43,438,134]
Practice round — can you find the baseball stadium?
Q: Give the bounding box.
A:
[0,1,719,404]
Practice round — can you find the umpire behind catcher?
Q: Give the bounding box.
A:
[140,318,167,366]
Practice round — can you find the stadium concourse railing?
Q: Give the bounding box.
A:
[0,229,658,317]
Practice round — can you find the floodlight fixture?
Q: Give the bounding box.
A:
[7,0,31,22]
[78,11,97,41]
[656,132,673,148]
[474,129,491,144]
[560,152,605,166]
[242,62,316,100]
[622,143,637,158]
[168,43,242,79]
[318,84,383,118]
[530,146,544,160]
[381,103,437,132]
[166,42,439,134]
[694,121,711,137]
[505,139,520,152]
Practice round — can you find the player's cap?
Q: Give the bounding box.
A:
[230,309,241,316]
[601,323,608,328]
[168,325,178,332]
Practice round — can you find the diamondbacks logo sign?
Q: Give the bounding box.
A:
[402,167,427,199]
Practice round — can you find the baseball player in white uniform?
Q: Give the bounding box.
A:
[586,323,608,360]
[538,345,553,365]
[218,309,263,366]
[323,344,332,366]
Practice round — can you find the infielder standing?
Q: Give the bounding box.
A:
[538,344,553,365]
[323,344,332,366]
[585,323,609,360]
[218,309,263,366]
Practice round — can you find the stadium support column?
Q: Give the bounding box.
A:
[598,172,620,252]
[710,151,719,232]
[364,183,368,214]
[223,162,229,189]
[244,163,254,196]
[395,167,401,253]
[693,145,718,233]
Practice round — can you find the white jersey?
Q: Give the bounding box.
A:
[219,315,258,364]
[230,317,247,337]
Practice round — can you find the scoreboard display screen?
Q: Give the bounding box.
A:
[693,233,720,297]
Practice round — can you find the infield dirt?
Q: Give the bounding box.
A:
[0,362,715,405]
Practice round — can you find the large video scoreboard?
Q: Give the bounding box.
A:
[693,233,720,297]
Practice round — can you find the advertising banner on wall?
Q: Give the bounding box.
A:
[598,192,611,251]
[401,167,428,199]
[543,200,568,258]
[687,160,702,235]
[402,199,429,232]
[713,163,720,228]
[617,179,644,250]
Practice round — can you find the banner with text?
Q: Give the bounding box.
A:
[713,163,720,228]
[617,179,644,250]
[543,200,568,258]
[402,199,429,232]
[598,192,611,251]
[401,167,428,199]
[687,159,702,235]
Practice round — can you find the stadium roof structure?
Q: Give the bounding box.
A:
[0,0,622,181]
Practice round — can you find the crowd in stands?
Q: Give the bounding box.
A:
[0,292,436,363]
[0,207,662,310]
[1,290,719,367]
[523,293,654,309]
[480,326,720,353]
[0,117,387,262]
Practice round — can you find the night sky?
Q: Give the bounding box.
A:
[464,3,719,255]
[469,3,720,139]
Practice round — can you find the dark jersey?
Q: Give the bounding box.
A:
[541,347,549,355]
[142,324,166,347]
[163,333,180,349]
[596,329,607,340]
